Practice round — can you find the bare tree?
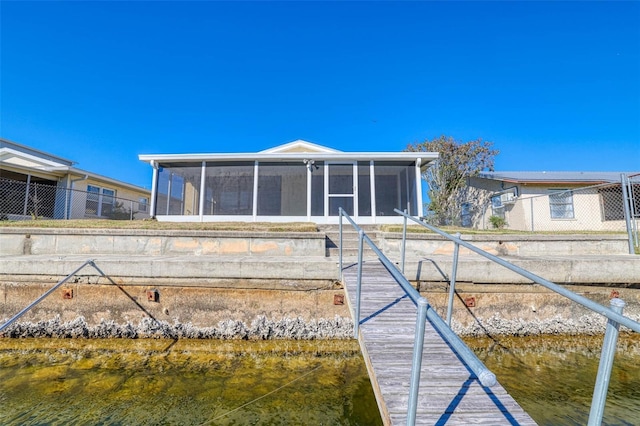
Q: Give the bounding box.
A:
[406,136,498,226]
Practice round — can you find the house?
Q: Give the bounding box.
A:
[138,140,438,224]
[467,171,640,232]
[0,138,151,220]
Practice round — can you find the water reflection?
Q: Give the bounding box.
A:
[0,339,382,426]
[464,333,640,426]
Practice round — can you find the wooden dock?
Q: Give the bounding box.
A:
[342,260,537,425]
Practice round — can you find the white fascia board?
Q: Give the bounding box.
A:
[0,139,76,166]
[139,152,438,166]
[0,147,72,170]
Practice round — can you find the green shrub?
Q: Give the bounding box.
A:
[489,215,507,229]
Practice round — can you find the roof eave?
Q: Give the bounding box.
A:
[69,167,150,194]
[138,152,439,165]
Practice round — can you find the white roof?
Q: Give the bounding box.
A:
[0,138,76,173]
[478,171,640,184]
[139,139,438,167]
[0,138,149,193]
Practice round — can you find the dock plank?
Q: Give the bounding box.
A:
[342,260,536,425]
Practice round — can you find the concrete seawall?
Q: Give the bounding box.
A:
[1,227,639,337]
[0,228,325,257]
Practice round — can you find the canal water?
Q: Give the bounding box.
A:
[1,334,638,425]
[0,339,382,425]
[464,333,640,426]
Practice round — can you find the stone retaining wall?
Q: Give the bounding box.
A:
[0,228,325,257]
[379,232,630,257]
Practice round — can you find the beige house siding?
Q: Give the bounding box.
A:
[68,178,150,219]
[469,176,629,232]
[1,138,150,220]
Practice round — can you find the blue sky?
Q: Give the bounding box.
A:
[2,1,639,189]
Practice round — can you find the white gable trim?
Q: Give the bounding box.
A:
[259,139,341,154]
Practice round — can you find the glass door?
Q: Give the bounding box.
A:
[327,162,357,216]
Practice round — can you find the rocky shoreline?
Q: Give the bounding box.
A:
[3,310,640,339]
[0,315,355,340]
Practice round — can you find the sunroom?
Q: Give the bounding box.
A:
[138,140,438,224]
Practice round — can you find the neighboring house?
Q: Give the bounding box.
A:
[468,171,640,231]
[138,140,438,224]
[0,138,150,220]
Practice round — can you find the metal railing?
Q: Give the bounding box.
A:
[0,260,107,333]
[0,177,150,221]
[338,208,497,426]
[395,208,640,426]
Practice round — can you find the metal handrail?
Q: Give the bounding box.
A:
[0,259,103,333]
[394,208,640,426]
[395,209,640,333]
[338,208,496,426]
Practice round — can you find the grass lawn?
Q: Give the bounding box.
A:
[0,219,318,232]
[0,219,628,236]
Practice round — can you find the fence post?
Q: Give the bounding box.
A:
[446,233,461,326]
[407,297,428,426]
[587,298,625,426]
[354,229,364,339]
[22,175,31,217]
[339,209,343,275]
[530,197,535,232]
[621,174,635,254]
[401,209,407,274]
[629,175,639,249]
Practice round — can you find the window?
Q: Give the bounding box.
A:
[85,185,116,217]
[156,163,202,216]
[85,185,100,215]
[374,162,417,216]
[257,162,307,216]
[138,197,148,212]
[203,162,254,215]
[490,195,505,219]
[101,189,115,216]
[549,190,574,219]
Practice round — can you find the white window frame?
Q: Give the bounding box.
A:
[138,197,149,212]
[86,185,116,217]
[549,189,574,219]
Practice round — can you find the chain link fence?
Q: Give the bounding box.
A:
[478,174,639,249]
[0,177,150,221]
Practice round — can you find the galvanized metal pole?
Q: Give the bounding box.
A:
[22,175,31,217]
[446,233,461,326]
[339,208,343,274]
[530,197,535,232]
[621,174,635,254]
[0,260,94,333]
[588,298,625,426]
[407,297,428,426]
[401,209,408,274]
[354,229,364,339]
[628,175,639,248]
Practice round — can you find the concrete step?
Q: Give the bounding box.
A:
[326,246,381,258]
[323,232,382,250]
